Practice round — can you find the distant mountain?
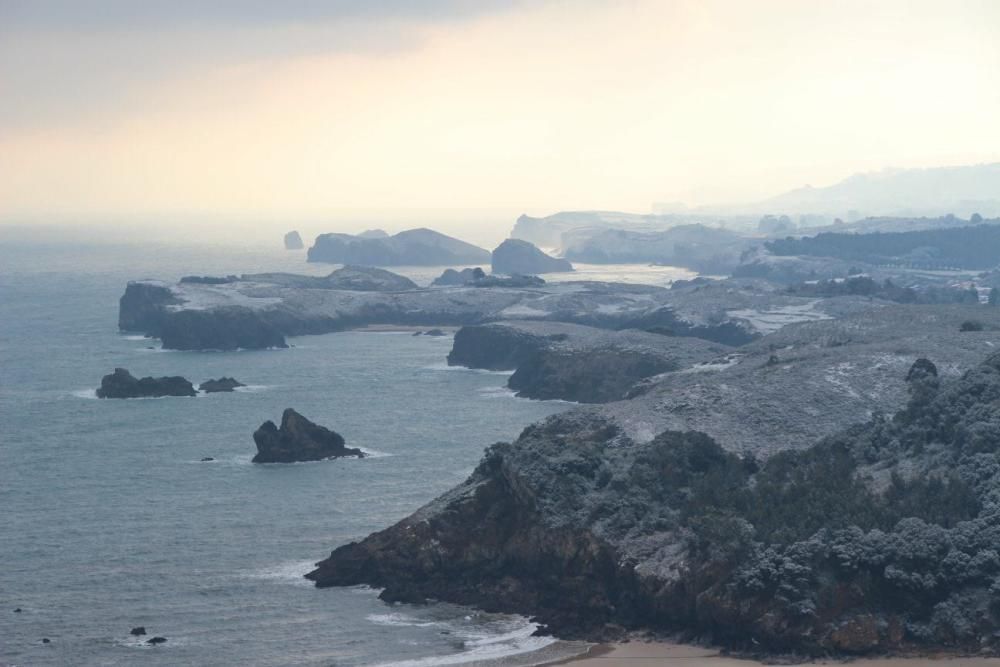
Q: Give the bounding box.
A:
[307,228,490,266]
[750,162,1000,219]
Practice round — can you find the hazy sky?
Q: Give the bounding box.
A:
[1,0,999,243]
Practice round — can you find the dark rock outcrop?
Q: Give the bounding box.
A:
[308,228,490,266]
[159,307,287,351]
[431,267,486,286]
[198,377,245,393]
[284,231,304,250]
[470,274,546,288]
[309,353,1000,654]
[252,409,363,463]
[147,637,167,645]
[130,627,146,636]
[491,239,573,275]
[118,282,181,334]
[448,322,728,403]
[96,368,196,399]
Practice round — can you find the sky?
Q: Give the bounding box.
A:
[1,0,999,245]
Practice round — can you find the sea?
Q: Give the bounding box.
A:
[0,240,693,667]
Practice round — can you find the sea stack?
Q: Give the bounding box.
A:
[491,239,573,275]
[252,409,364,463]
[284,231,304,250]
[96,368,196,399]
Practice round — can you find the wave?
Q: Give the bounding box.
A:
[120,334,152,341]
[71,388,98,399]
[358,447,393,458]
[232,384,271,393]
[373,618,558,667]
[366,612,441,628]
[238,560,315,588]
[422,363,513,376]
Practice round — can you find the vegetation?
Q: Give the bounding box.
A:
[767,225,1000,270]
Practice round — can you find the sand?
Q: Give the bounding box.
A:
[549,642,1000,667]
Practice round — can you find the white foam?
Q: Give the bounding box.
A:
[358,447,394,458]
[366,612,440,628]
[423,363,513,376]
[121,334,151,341]
[72,388,98,399]
[232,384,271,393]
[477,386,519,399]
[373,619,557,667]
[239,560,315,588]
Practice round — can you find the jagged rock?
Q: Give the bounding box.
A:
[147,637,167,645]
[431,267,486,286]
[284,231,304,250]
[96,368,196,399]
[308,228,490,266]
[252,409,363,463]
[491,239,573,275]
[130,627,146,636]
[198,377,245,393]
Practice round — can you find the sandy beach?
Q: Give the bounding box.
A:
[551,642,1000,667]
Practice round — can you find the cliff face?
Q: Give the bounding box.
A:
[309,353,1000,655]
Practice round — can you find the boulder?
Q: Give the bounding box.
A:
[96,368,196,399]
[147,637,167,645]
[284,230,304,250]
[252,409,364,463]
[130,627,146,636]
[491,239,573,275]
[198,377,246,393]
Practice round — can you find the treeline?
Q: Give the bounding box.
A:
[787,276,985,305]
[766,224,1000,270]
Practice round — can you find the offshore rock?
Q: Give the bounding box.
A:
[308,228,490,266]
[284,231,304,250]
[198,377,245,393]
[252,409,363,463]
[491,239,573,275]
[96,368,196,399]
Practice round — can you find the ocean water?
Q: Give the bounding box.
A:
[0,242,605,666]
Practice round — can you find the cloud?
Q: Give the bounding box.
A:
[0,0,521,31]
[0,0,529,130]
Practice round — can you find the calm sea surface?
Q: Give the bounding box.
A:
[0,241,690,666]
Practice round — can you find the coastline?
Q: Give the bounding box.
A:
[543,642,1000,667]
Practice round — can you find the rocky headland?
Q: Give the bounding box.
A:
[252,409,363,463]
[448,321,730,403]
[308,344,1000,655]
[119,271,842,351]
[491,239,573,275]
[96,368,196,399]
[305,289,1000,656]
